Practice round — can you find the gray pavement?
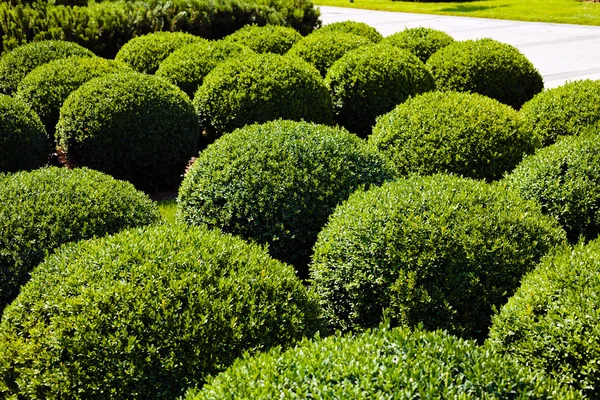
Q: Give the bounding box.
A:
[319,6,600,88]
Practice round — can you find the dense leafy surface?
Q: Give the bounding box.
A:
[381,27,454,62]
[314,20,383,43]
[223,24,302,54]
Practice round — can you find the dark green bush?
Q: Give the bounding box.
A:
[310,174,566,340]
[369,91,539,181]
[426,38,543,109]
[0,40,94,95]
[381,26,454,63]
[56,72,199,190]
[315,20,382,43]
[325,43,435,138]
[0,167,159,313]
[0,223,323,399]
[177,119,395,276]
[0,94,48,173]
[193,54,332,143]
[222,24,302,54]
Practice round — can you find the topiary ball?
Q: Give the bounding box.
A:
[222,24,302,54]
[426,38,543,109]
[0,224,323,399]
[309,174,567,340]
[381,26,454,63]
[369,91,539,181]
[0,94,48,173]
[177,120,395,276]
[0,40,95,95]
[325,44,435,138]
[315,21,383,43]
[56,72,199,190]
[0,167,159,313]
[193,54,333,143]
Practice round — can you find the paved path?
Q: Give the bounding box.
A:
[319,6,600,88]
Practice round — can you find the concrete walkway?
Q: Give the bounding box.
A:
[319,6,600,88]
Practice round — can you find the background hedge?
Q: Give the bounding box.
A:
[381,27,454,63]
[222,24,302,54]
[314,20,383,43]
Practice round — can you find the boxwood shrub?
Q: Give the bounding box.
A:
[314,20,383,43]
[177,120,395,276]
[426,38,543,109]
[0,224,323,399]
[0,167,159,313]
[309,174,567,340]
[381,26,454,62]
[369,91,539,181]
[56,72,199,190]
[222,24,302,54]
[193,54,332,143]
[325,44,435,138]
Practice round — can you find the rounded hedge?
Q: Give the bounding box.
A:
[0,224,323,399]
[0,167,159,313]
[325,44,435,138]
[0,94,48,173]
[115,31,204,74]
[193,54,333,143]
[222,24,302,54]
[56,72,199,190]
[0,40,95,96]
[519,79,600,146]
[426,38,543,109]
[177,120,395,276]
[315,20,383,43]
[155,40,255,99]
[381,26,454,63]
[369,91,539,181]
[309,174,567,340]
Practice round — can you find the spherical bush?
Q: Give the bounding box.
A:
[193,54,333,143]
[381,27,454,63]
[325,44,435,138]
[519,79,600,146]
[0,167,159,313]
[156,40,255,99]
[56,72,199,190]
[0,224,323,399]
[115,32,205,74]
[309,174,566,340]
[315,21,383,43]
[0,94,48,173]
[222,24,302,54]
[177,120,395,276]
[426,38,543,109]
[369,91,539,181]
[0,40,95,95]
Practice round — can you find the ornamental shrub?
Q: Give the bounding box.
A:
[0,224,323,399]
[426,38,543,109]
[56,72,199,190]
[222,24,302,54]
[309,174,566,340]
[315,20,383,43]
[381,26,454,62]
[369,91,539,181]
[0,94,48,173]
[177,120,395,276]
[325,44,435,138]
[0,167,159,313]
[193,54,332,143]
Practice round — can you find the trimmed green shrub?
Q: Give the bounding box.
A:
[519,79,600,146]
[369,91,539,181]
[489,239,600,397]
[0,224,323,398]
[310,174,567,340]
[193,54,332,143]
[177,120,395,275]
[56,72,199,190]
[381,26,454,63]
[0,167,159,313]
[0,94,48,173]
[426,38,543,109]
[0,40,94,95]
[222,24,302,54]
[325,44,435,138]
[186,325,580,399]
[315,20,383,43]
[287,31,372,77]
[156,40,255,99]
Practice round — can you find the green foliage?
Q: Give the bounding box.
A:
[177,120,395,276]
[0,94,48,173]
[309,174,567,340]
[222,24,302,54]
[314,20,383,43]
[0,167,159,313]
[56,72,199,190]
[0,223,323,399]
[369,91,539,181]
[381,26,454,62]
[325,43,435,138]
[426,38,543,109]
[193,54,332,143]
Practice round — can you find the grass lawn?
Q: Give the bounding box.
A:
[313,0,600,26]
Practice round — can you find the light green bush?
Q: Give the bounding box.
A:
[222,24,302,54]
[381,26,454,62]
[315,21,383,43]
